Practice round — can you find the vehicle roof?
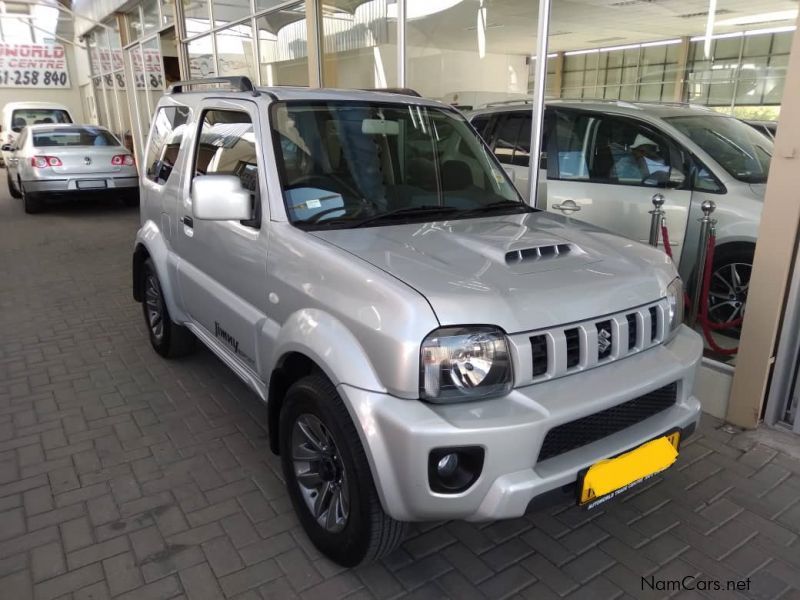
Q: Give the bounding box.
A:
[3,101,72,112]
[167,86,448,109]
[468,99,725,120]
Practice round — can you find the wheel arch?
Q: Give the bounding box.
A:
[132,222,186,324]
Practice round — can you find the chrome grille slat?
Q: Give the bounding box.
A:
[520,299,668,386]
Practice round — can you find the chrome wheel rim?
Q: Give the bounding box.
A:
[291,414,349,533]
[144,274,165,341]
[708,261,751,326]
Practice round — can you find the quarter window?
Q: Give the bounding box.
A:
[145,106,191,185]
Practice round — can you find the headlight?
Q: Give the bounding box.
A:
[666,277,684,336]
[420,326,513,402]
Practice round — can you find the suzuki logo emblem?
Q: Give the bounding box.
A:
[84,156,92,165]
[598,328,612,354]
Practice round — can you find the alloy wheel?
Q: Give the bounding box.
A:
[291,414,349,533]
[144,274,165,341]
[707,261,751,326]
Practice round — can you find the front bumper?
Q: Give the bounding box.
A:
[22,176,138,194]
[339,325,703,522]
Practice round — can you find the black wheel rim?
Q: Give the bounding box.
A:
[708,261,751,326]
[291,414,349,533]
[144,274,165,341]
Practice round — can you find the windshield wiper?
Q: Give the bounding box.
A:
[350,205,461,228]
[458,199,535,217]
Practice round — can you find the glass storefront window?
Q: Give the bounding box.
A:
[182,0,211,36]
[320,0,396,89]
[257,2,309,86]
[217,24,257,79]
[213,0,250,28]
[188,35,216,78]
[161,0,175,26]
[127,8,142,42]
[142,0,160,36]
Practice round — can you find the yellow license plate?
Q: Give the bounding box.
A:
[579,430,680,510]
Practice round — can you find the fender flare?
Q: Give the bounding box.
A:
[267,308,386,393]
[132,221,188,324]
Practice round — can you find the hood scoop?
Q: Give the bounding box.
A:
[505,243,575,265]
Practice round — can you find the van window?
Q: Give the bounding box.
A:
[11,109,71,132]
[492,113,531,167]
[193,109,260,227]
[145,106,192,185]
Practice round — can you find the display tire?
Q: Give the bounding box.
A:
[141,258,194,358]
[279,374,407,567]
[7,172,21,199]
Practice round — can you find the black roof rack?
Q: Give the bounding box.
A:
[361,87,422,97]
[168,76,259,96]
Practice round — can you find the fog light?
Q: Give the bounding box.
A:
[437,453,459,477]
[428,446,485,494]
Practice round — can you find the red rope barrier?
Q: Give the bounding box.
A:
[659,225,741,355]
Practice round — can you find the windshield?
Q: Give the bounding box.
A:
[33,127,118,147]
[11,109,71,132]
[271,101,525,229]
[665,115,772,184]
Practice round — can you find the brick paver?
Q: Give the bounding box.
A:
[1,186,799,599]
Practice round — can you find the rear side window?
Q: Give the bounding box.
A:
[471,115,490,138]
[33,127,117,147]
[11,109,71,131]
[145,106,192,185]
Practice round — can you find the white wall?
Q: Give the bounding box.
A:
[0,42,88,124]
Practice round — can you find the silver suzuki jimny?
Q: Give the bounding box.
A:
[133,77,702,566]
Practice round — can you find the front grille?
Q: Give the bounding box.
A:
[565,328,580,368]
[596,320,613,360]
[649,306,658,342]
[537,382,678,462]
[531,335,548,377]
[626,314,637,350]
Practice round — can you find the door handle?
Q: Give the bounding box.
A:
[182,215,194,228]
[552,200,581,212]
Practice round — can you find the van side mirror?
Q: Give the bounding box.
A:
[192,175,253,221]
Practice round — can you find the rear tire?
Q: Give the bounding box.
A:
[22,185,44,214]
[7,173,21,199]
[141,258,194,358]
[279,374,407,567]
[706,244,754,338]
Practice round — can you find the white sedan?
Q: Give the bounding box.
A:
[3,124,139,213]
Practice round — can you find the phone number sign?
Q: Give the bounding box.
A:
[0,43,70,88]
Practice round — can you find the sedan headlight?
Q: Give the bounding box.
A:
[666,277,684,337]
[420,326,513,402]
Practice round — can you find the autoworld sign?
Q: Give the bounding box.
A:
[0,43,70,88]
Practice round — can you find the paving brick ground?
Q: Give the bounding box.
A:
[1,186,799,600]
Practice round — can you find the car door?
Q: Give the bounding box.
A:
[173,100,268,375]
[546,108,692,261]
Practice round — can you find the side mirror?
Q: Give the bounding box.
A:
[1,144,13,152]
[192,175,252,221]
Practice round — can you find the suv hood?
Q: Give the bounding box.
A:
[312,212,675,334]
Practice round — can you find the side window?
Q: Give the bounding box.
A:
[145,106,191,185]
[594,117,673,186]
[193,109,260,227]
[471,115,490,138]
[552,110,596,180]
[492,113,529,166]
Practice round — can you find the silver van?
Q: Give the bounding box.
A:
[133,78,702,566]
[469,100,772,330]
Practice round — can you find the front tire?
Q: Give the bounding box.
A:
[7,173,21,199]
[279,374,407,567]
[141,258,194,357]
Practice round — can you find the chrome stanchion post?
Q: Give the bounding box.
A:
[648,193,665,247]
[689,199,717,328]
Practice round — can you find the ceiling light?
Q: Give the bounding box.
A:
[744,25,797,36]
[716,9,797,27]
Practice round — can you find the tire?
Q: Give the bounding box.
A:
[141,258,194,358]
[706,244,754,337]
[122,192,140,207]
[279,374,407,567]
[7,172,21,199]
[22,185,44,214]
